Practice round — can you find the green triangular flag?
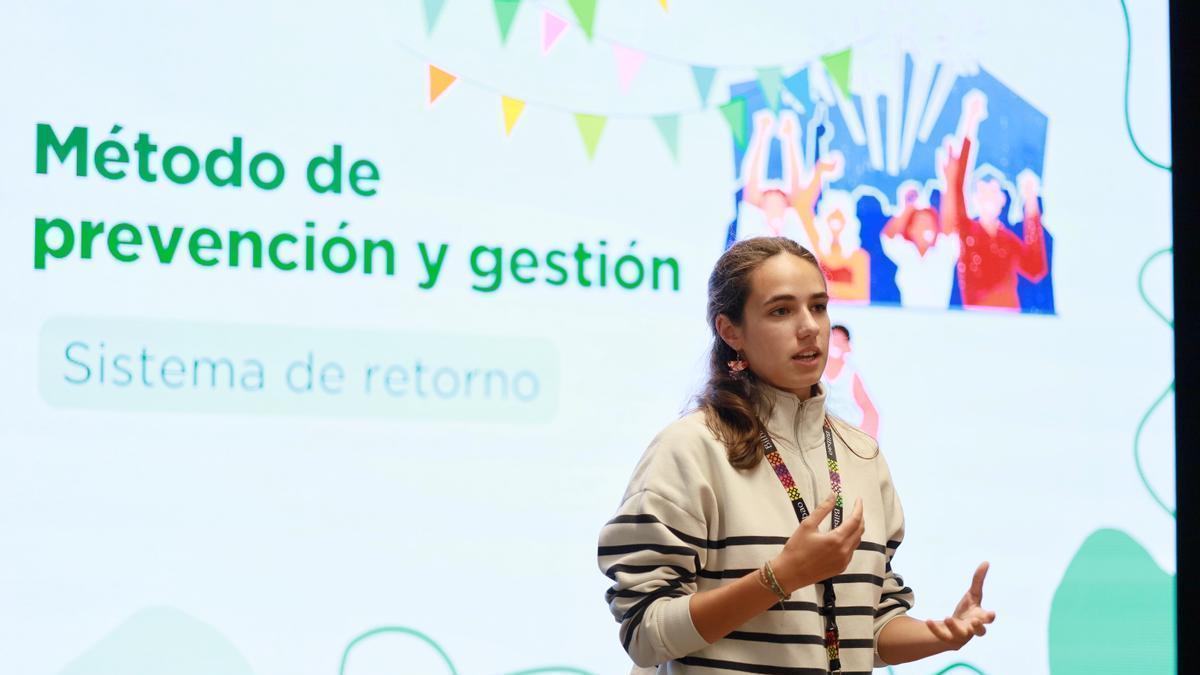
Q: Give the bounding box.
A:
[493,0,522,44]
[719,97,748,150]
[422,0,446,35]
[652,114,680,161]
[567,0,597,39]
[821,48,853,98]
[757,67,784,111]
[574,113,607,160]
[691,65,717,106]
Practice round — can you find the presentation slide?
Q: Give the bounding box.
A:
[0,1,1174,673]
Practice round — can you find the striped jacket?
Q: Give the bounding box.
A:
[598,383,914,673]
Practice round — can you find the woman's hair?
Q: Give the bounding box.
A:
[697,236,822,469]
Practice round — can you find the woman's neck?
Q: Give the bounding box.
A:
[761,379,819,400]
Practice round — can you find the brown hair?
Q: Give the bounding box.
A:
[697,237,823,469]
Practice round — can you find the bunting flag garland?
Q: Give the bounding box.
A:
[691,65,717,106]
[541,9,568,54]
[413,3,866,162]
[574,113,607,159]
[612,43,646,92]
[821,48,853,98]
[501,96,526,135]
[719,97,748,150]
[422,0,446,35]
[567,0,597,40]
[757,67,784,111]
[428,64,457,103]
[418,48,854,159]
[652,114,680,161]
[493,0,522,44]
[466,0,859,116]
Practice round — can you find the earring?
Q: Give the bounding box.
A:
[727,351,748,376]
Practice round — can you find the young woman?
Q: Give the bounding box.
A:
[598,237,994,673]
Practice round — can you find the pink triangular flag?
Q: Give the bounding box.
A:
[541,10,568,55]
[611,43,646,92]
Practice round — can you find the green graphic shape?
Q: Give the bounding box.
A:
[932,666,987,675]
[653,114,680,161]
[423,0,446,35]
[574,113,607,159]
[719,97,748,150]
[1119,0,1170,171]
[566,0,596,39]
[821,49,853,98]
[1048,529,1175,674]
[1134,248,1174,518]
[493,0,522,44]
[56,607,254,675]
[757,67,784,111]
[885,661,988,674]
[339,625,597,675]
[691,65,717,105]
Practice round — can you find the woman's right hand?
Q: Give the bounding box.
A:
[771,493,864,593]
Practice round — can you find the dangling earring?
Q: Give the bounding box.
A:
[727,351,748,376]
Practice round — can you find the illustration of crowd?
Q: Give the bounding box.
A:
[731,88,1053,314]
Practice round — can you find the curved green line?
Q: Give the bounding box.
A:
[338,626,598,675]
[1138,248,1174,328]
[933,664,988,675]
[1134,247,1175,518]
[339,626,458,675]
[885,662,988,675]
[1134,380,1176,518]
[1120,0,1171,171]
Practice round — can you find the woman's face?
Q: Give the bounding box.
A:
[719,253,831,397]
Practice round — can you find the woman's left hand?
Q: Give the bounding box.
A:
[924,561,997,649]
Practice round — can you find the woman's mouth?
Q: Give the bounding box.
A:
[792,350,821,365]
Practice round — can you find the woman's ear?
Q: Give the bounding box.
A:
[715,314,743,352]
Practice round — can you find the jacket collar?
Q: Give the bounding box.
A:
[756,380,829,454]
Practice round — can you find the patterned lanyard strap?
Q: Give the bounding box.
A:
[759,416,844,673]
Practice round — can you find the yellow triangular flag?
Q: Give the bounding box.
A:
[429,64,457,104]
[501,96,526,136]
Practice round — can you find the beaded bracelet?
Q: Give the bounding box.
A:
[755,568,783,610]
[759,560,790,608]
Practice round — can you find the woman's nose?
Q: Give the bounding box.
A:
[796,312,818,336]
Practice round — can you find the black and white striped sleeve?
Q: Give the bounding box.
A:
[598,489,712,667]
[873,449,916,666]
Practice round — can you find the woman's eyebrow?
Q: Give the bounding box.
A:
[762,291,829,305]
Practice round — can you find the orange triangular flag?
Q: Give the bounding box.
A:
[501,96,526,136]
[429,64,457,103]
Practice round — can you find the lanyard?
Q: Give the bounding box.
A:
[759,416,844,673]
